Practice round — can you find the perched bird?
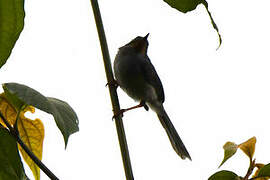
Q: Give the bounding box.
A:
[113,34,191,160]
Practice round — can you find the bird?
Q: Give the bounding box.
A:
[113,33,191,160]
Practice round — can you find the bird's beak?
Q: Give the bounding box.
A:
[143,33,150,40]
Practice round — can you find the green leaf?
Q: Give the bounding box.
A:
[0,0,25,68]
[0,128,28,180]
[2,83,79,147]
[163,0,222,48]
[208,170,240,180]
[256,163,270,178]
[219,142,238,168]
[164,0,201,13]
[47,97,79,147]
[3,85,25,111]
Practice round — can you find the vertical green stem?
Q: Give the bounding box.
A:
[90,0,134,179]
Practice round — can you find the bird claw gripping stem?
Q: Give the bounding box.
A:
[112,101,148,120]
[105,79,119,88]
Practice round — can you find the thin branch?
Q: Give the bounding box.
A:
[0,111,59,180]
[90,0,134,179]
[243,159,256,180]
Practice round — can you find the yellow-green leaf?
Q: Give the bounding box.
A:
[219,141,238,168]
[17,107,44,180]
[238,137,256,160]
[0,93,44,180]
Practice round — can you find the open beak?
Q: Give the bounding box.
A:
[143,33,150,40]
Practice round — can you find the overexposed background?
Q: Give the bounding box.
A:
[0,0,270,179]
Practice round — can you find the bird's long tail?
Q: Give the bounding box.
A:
[157,107,191,160]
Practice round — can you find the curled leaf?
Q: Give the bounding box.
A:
[219,141,238,168]
[238,137,256,160]
[253,164,267,180]
[164,0,222,48]
[255,163,270,179]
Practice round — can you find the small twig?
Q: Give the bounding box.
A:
[243,159,256,180]
[0,111,59,180]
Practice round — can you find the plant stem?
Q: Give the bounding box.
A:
[90,0,134,179]
[243,159,256,180]
[0,111,59,180]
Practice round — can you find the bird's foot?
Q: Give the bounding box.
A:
[112,109,125,120]
[106,79,119,88]
[112,102,147,120]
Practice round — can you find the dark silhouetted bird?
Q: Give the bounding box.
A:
[113,34,191,160]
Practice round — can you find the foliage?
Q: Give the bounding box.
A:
[0,83,79,180]
[0,128,29,180]
[164,0,222,48]
[209,137,270,180]
[0,0,25,68]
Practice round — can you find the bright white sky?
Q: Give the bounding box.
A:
[1,0,270,179]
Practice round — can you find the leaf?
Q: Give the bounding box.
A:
[0,94,44,180]
[0,128,28,180]
[164,0,201,13]
[163,0,222,48]
[253,164,265,178]
[253,164,270,180]
[47,97,79,147]
[255,163,270,179]
[17,107,44,180]
[219,141,238,168]
[3,83,79,147]
[208,170,240,180]
[0,0,25,68]
[238,137,256,160]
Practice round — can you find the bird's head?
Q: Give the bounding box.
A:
[125,33,149,55]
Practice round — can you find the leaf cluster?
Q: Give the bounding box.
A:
[0,83,79,180]
[209,137,270,180]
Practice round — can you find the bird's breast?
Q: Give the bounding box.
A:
[114,53,155,102]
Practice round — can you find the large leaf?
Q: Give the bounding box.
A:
[164,0,222,48]
[0,128,28,180]
[208,170,239,180]
[219,141,238,168]
[2,83,79,147]
[17,107,44,180]
[0,95,44,180]
[0,0,25,68]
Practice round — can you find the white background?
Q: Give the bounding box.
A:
[1,0,270,179]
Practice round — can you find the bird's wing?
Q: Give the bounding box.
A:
[140,55,165,103]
